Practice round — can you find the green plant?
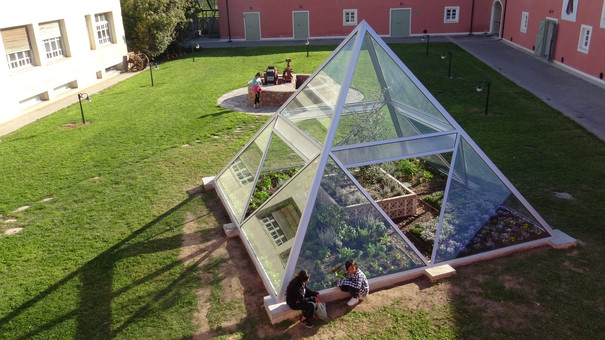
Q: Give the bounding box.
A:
[396,158,422,179]
[364,243,377,257]
[422,191,444,210]
[318,248,331,259]
[338,247,355,260]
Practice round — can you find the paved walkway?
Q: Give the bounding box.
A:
[449,35,605,142]
[0,71,138,137]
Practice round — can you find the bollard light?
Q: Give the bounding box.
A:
[441,50,453,78]
[141,53,157,87]
[476,81,491,115]
[421,31,430,56]
[77,93,91,124]
[305,38,309,57]
[192,43,199,62]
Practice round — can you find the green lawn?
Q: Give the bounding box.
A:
[1,42,604,339]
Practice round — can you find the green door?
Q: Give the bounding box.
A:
[293,11,309,40]
[535,19,557,59]
[390,9,411,37]
[534,20,546,57]
[244,12,260,41]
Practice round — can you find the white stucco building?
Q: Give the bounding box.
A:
[0,0,127,126]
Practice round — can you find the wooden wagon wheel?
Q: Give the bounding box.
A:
[127,52,149,72]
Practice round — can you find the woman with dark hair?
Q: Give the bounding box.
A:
[286,269,323,328]
[337,259,369,306]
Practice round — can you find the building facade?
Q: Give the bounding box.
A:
[218,0,497,40]
[0,0,127,125]
[218,0,604,85]
[501,0,604,83]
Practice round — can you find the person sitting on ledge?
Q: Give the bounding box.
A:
[338,259,369,306]
[286,269,323,328]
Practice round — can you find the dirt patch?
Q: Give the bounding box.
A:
[61,122,90,129]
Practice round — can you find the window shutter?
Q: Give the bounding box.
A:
[39,21,61,40]
[1,26,30,53]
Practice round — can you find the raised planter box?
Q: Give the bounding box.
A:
[247,74,310,107]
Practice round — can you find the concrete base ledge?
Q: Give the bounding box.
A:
[425,264,456,282]
[264,296,300,324]
[202,176,215,190]
[223,223,240,238]
[548,229,577,249]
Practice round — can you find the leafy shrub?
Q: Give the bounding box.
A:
[396,158,422,179]
[422,191,444,210]
[338,247,355,260]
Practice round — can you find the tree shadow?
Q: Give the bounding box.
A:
[2,192,212,339]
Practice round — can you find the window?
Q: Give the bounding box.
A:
[40,21,65,60]
[231,158,254,185]
[261,215,288,246]
[344,9,358,26]
[444,6,459,23]
[2,26,33,70]
[95,13,113,45]
[520,12,529,33]
[578,25,592,53]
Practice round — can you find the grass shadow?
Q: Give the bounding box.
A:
[2,194,202,339]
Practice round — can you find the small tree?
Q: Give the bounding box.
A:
[121,0,193,57]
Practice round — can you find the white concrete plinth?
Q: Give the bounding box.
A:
[223,223,240,238]
[264,296,300,324]
[548,229,577,249]
[202,176,215,190]
[425,264,456,282]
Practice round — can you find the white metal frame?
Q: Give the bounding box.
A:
[211,21,558,303]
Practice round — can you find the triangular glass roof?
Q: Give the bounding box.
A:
[213,21,556,302]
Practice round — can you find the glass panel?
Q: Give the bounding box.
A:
[293,157,425,291]
[371,37,454,133]
[280,33,357,145]
[434,138,549,262]
[333,133,457,166]
[348,154,450,261]
[273,116,319,161]
[333,34,395,146]
[215,123,273,221]
[245,133,307,218]
[241,158,320,294]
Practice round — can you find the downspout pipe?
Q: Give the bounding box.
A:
[500,0,508,39]
[469,0,475,34]
[226,0,232,42]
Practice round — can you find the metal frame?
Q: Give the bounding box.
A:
[211,21,558,303]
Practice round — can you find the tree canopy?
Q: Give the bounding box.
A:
[121,0,192,57]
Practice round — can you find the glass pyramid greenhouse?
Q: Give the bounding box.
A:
[211,21,556,303]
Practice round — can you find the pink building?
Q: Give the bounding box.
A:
[217,0,604,84]
[502,0,604,83]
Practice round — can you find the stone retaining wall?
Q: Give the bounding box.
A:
[247,74,310,107]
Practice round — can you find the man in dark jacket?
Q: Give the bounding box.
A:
[286,270,323,328]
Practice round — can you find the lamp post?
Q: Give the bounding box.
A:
[141,54,158,87]
[191,43,199,62]
[421,32,430,56]
[149,60,159,87]
[441,50,452,78]
[305,38,309,57]
[77,93,91,124]
[476,81,491,115]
